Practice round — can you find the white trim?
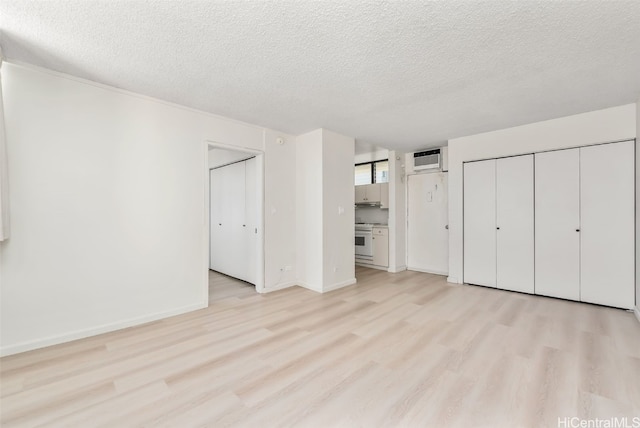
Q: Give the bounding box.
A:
[323,278,357,293]
[260,281,297,294]
[204,142,265,295]
[355,262,388,271]
[355,260,388,270]
[388,265,407,273]
[447,276,462,284]
[407,266,448,276]
[297,281,321,293]
[0,302,207,357]
[298,278,357,294]
[634,307,640,325]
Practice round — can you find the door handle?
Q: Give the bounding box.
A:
[496,227,500,230]
[445,225,449,230]
[576,229,580,232]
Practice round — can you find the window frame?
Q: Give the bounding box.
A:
[354,159,389,185]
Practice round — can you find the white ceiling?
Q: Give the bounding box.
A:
[2,1,640,152]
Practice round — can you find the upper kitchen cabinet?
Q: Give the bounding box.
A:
[355,183,381,204]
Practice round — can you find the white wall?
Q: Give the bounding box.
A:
[208,148,254,169]
[295,129,323,289]
[354,148,388,165]
[263,129,297,290]
[447,104,636,284]
[0,62,297,356]
[388,150,406,273]
[355,206,388,224]
[322,129,356,290]
[296,129,355,292]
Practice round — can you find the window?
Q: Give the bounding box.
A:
[375,160,389,183]
[354,159,389,185]
[355,163,372,185]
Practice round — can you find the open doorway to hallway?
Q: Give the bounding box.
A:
[206,143,265,298]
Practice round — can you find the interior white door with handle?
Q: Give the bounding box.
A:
[579,141,634,309]
[463,159,497,288]
[407,172,449,275]
[535,148,580,301]
[496,154,534,294]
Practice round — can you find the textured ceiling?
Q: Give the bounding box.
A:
[2,1,640,152]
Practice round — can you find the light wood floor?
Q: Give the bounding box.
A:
[1,267,639,427]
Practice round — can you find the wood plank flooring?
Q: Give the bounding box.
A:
[1,267,639,427]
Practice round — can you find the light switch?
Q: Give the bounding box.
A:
[338,206,345,215]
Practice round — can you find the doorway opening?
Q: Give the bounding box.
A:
[204,142,265,302]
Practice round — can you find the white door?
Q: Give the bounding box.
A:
[407,172,449,275]
[210,166,234,274]
[535,149,580,301]
[580,141,635,308]
[463,160,496,287]
[496,155,534,294]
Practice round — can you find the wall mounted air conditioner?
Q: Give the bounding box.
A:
[413,149,441,171]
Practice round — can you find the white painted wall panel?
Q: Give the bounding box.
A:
[407,172,448,275]
[580,141,635,308]
[496,155,534,294]
[535,149,581,301]
[463,159,496,287]
[0,63,296,356]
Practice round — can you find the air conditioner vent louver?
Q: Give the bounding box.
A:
[414,149,441,171]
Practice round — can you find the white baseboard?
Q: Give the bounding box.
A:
[634,307,640,325]
[355,263,387,271]
[447,276,462,284]
[260,281,297,294]
[323,278,357,293]
[0,301,207,357]
[407,266,448,276]
[298,278,357,294]
[387,265,407,273]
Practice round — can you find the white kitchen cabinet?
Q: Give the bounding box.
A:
[355,183,381,204]
[496,155,534,294]
[463,159,497,288]
[535,149,581,301]
[579,141,634,308]
[372,227,388,267]
[407,172,448,275]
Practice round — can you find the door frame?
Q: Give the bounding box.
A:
[203,141,265,300]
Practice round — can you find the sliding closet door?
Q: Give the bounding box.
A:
[464,159,496,287]
[226,161,246,281]
[496,155,534,294]
[535,149,580,301]
[580,141,635,308]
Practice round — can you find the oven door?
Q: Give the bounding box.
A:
[355,230,373,258]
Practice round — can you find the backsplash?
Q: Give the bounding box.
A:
[355,206,389,224]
